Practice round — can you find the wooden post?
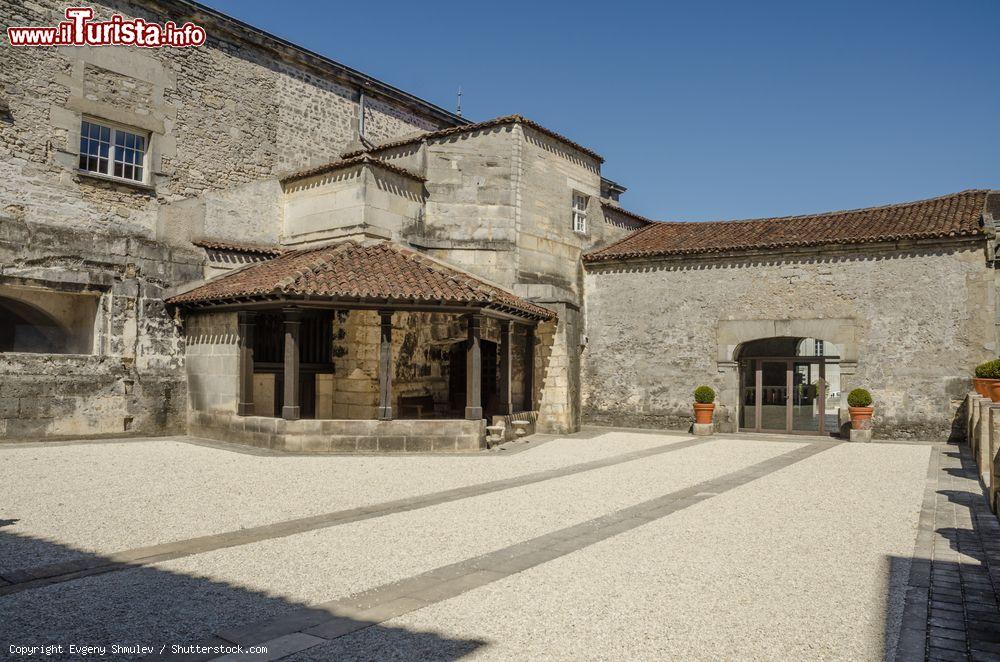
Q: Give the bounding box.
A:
[237,311,256,416]
[523,325,535,412]
[465,314,483,420]
[499,320,513,416]
[282,308,302,420]
[378,310,393,420]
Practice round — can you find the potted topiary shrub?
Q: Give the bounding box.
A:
[693,385,715,424]
[847,388,874,430]
[973,359,1000,398]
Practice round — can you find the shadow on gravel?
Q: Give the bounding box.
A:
[0,530,486,661]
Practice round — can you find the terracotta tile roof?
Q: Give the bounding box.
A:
[342,114,603,163]
[280,154,426,185]
[167,240,555,320]
[192,239,284,256]
[585,190,992,263]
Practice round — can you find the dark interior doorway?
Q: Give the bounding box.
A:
[254,311,333,419]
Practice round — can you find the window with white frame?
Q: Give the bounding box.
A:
[815,339,825,356]
[572,192,588,234]
[79,119,148,184]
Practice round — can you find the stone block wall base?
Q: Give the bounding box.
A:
[188,410,486,452]
[692,423,714,437]
[849,428,873,443]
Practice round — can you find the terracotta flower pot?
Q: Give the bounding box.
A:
[974,378,1000,398]
[693,402,715,424]
[990,381,1000,403]
[848,406,874,430]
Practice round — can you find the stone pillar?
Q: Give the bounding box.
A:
[523,325,535,412]
[967,392,978,445]
[282,308,302,421]
[838,361,857,437]
[377,311,393,421]
[991,404,1000,514]
[498,320,513,416]
[465,314,483,420]
[979,399,993,480]
[971,394,983,454]
[716,360,738,433]
[237,311,256,416]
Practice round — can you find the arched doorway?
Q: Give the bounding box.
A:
[0,296,71,353]
[736,337,841,434]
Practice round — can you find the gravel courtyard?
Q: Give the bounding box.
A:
[1,428,985,661]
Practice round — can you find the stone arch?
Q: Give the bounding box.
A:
[712,319,859,433]
[718,318,858,364]
[0,296,71,353]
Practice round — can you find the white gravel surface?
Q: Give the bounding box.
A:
[294,442,930,661]
[0,436,796,654]
[0,431,683,571]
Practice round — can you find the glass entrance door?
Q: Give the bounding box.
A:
[740,358,830,434]
[759,360,789,431]
[791,361,825,433]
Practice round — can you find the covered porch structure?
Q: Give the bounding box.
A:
[167,240,554,451]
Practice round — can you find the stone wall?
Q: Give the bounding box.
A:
[189,411,486,452]
[0,0,459,440]
[321,310,527,421]
[0,214,200,439]
[184,311,239,414]
[583,240,995,440]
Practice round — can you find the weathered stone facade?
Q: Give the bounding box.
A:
[583,239,996,440]
[0,0,461,440]
[3,0,993,447]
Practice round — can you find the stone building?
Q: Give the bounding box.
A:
[0,0,996,446]
[583,190,1000,440]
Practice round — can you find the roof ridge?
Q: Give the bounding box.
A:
[586,219,663,258]
[389,241,540,311]
[390,242,496,301]
[275,241,357,292]
[280,154,425,184]
[664,189,990,227]
[341,114,603,163]
[584,189,990,263]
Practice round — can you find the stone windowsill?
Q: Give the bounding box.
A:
[76,169,156,193]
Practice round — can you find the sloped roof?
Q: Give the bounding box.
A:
[192,239,284,256]
[280,154,425,185]
[342,114,603,162]
[167,240,554,320]
[585,190,992,263]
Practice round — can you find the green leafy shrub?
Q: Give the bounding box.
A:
[847,388,873,408]
[694,385,715,404]
[976,359,1000,379]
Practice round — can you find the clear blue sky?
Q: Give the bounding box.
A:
[200,0,998,221]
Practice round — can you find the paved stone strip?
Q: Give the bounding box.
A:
[0,436,715,596]
[895,443,1000,662]
[156,441,837,662]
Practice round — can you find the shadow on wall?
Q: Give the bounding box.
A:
[883,444,1000,662]
[0,521,486,660]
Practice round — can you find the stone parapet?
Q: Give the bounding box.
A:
[989,403,1000,514]
[979,398,994,482]
[189,411,486,452]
